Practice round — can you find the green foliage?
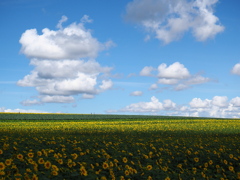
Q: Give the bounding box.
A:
[0,118,240,179]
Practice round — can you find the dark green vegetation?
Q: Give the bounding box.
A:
[0,113,234,122]
[0,113,240,179]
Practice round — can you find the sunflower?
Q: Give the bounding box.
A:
[165,177,171,180]
[5,159,12,166]
[51,170,58,176]
[17,154,24,160]
[52,165,59,171]
[100,176,107,180]
[177,164,182,168]
[0,149,3,154]
[109,161,114,167]
[0,171,5,176]
[122,157,128,163]
[71,153,78,160]
[209,160,213,165]
[37,151,42,156]
[124,170,129,176]
[26,168,32,173]
[28,152,34,158]
[32,174,38,180]
[147,165,152,170]
[0,162,5,171]
[147,176,153,180]
[162,166,168,172]
[194,157,199,163]
[228,166,234,172]
[57,159,63,165]
[80,166,88,176]
[102,162,109,169]
[44,161,51,169]
[38,158,44,164]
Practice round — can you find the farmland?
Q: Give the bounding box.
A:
[0,113,240,179]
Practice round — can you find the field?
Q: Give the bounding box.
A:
[0,113,240,180]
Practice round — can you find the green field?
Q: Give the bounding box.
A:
[0,113,240,179]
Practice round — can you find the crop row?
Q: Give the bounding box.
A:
[0,113,233,122]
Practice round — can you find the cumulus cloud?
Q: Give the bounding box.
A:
[125,0,224,44]
[18,16,114,105]
[130,91,143,96]
[189,98,211,108]
[19,15,114,60]
[112,96,240,118]
[121,96,164,112]
[141,62,211,91]
[230,97,240,107]
[231,63,240,75]
[158,62,190,79]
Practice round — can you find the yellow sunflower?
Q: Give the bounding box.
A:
[122,157,128,163]
[5,159,12,166]
[51,170,58,176]
[32,174,38,180]
[17,154,24,160]
[38,158,44,164]
[57,159,63,165]
[147,165,152,170]
[229,166,234,172]
[124,170,129,176]
[44,161,51,169]
[80,166,88,176]
[0,162,5,171]
[194,157,199,163]
[28,152,34,158]
[102,162,109,169]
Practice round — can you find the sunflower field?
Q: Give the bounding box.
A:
[0,114,240,180]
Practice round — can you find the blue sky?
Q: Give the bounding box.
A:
[1,0,240,118]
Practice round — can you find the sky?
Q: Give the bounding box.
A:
[0,0,240,118]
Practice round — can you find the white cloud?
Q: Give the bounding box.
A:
[19,15,114,60]
[163,99,176,110]
[21,99,43,106]
[82,94,95,99]
[41,95,75,103]
[18,60,112,97]
[56,15,68,29]
[80,15,93,23]
[141,62,211,91]
[149,83,158,90]
[130,91,143,96]
[18,16,114,105]
[189,98,211,108]
[125,0,224,44]
[186,75,211,85]
[212,96,228,107]
[230,97,240,107]
[158,62,190,79]
[231,63,240,75]
[121,96,163,112]
[0,107,48,113]
[140,66,155,76]
[99,80,113,91]
[114,96,240,118]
